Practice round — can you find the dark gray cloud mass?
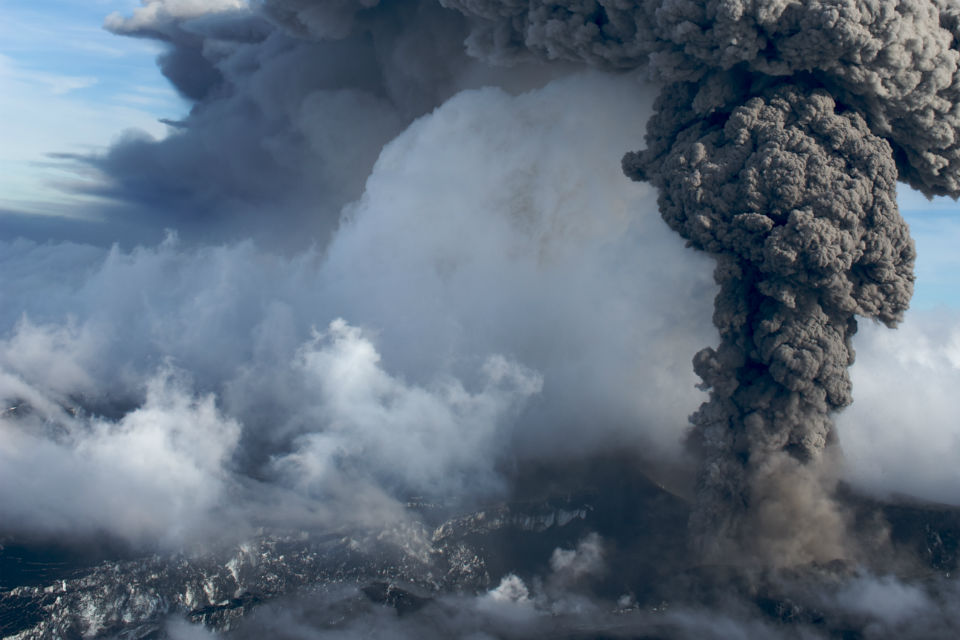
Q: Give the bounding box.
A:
[625,79,915,563]
[87,2,416,247]
[64,0,571,249]
[429,0,960,562]
[619,0,960,563]
[445,0,960,194]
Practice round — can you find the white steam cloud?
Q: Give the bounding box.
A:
[840,311,960,505]
[1,72,716,546]
[3,62,959,549]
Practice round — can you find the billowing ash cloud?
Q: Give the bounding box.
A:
[446,0,960,194]
[621,1,960,563]
[430,0,960,563]
[86,0,960,249]
[68,0,570,248]
[624,80,915,563]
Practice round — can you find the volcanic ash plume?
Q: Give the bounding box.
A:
[624,79,915,562]
[443,0,960,561]
[618,1,960,561]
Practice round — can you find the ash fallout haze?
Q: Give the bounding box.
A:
[5,1,960,638]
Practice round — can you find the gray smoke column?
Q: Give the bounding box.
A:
[445,0,960,562]
[623,78,914,562]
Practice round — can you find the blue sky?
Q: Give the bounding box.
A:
[0,0,185,216]
[896,190,960,310]
[1,0,959,309]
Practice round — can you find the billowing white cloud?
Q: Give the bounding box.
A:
[0,72,716,545]
[0,366,239,544]
[839,310,960,505]
[274,320,542,499]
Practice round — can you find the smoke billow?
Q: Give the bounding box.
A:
[622,1,960,562]
[70,0,573,249]
[439,0,960,562]
[446,0,960,191]
[624,80,915,563]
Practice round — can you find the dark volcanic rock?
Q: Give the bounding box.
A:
[3,459,960,639]
[1,457,684,639]
[359,581,431,616]
[884,501,960,572]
